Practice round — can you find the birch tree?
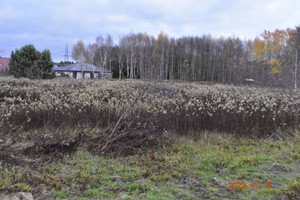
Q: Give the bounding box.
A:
[94,35,113,70]
[289,26,300,89]
[72,40,87,62]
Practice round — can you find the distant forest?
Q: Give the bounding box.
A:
[72,26,300,88]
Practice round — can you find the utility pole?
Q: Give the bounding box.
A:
[64,45,69,62]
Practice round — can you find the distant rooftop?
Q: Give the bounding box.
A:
[53,62,111,73]
[0,57,10,71]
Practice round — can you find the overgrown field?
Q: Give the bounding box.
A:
[0,77,300,199]
[0,77,299,136]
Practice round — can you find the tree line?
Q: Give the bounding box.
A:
[72,26,300,88]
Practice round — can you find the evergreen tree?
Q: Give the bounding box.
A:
[9,44,55,79]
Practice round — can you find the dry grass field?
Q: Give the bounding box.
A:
[0,77,299,199]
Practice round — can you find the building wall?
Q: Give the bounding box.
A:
[98,73,112,79]
[84,72,91,79]
[54,71,110,79]
[76,72,92,79]
[55,71,73,77]
[67,72,73,78]
[0,57,10,71]
[77,72,83,79]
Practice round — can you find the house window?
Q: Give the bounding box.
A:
[73,72,77,79]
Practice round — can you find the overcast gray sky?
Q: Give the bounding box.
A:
[1,0,299,61]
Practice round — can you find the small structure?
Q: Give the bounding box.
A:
[53,62,112,79]
[0,57,10,70]
[0,57,10,76]
[244,78,255,85]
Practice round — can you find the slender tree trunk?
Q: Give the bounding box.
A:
[295,49,298,89]
[109,59,112,75]
[118,59,122,79]
[126,53,130,78]
[140,50,144,79]
[130,57,133,79]
[170,51,174,80]
[192,50,196,81]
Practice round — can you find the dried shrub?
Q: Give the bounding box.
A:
[0,77,299,137]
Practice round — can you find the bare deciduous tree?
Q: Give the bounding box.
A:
[72,40,87,62]
[289,26,300,89]
[73,27,300,88]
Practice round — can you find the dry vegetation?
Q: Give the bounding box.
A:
[0,77,299,137]
[0,77,300,199]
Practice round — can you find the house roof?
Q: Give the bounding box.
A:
[53,62,111,73]
[0,57,10,71]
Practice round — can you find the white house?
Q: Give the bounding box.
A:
[53,62,112,79]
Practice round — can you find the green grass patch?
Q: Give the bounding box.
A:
[54,189,69,199]
[1,131,299,199]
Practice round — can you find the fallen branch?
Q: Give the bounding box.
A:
[99,85,145,152]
